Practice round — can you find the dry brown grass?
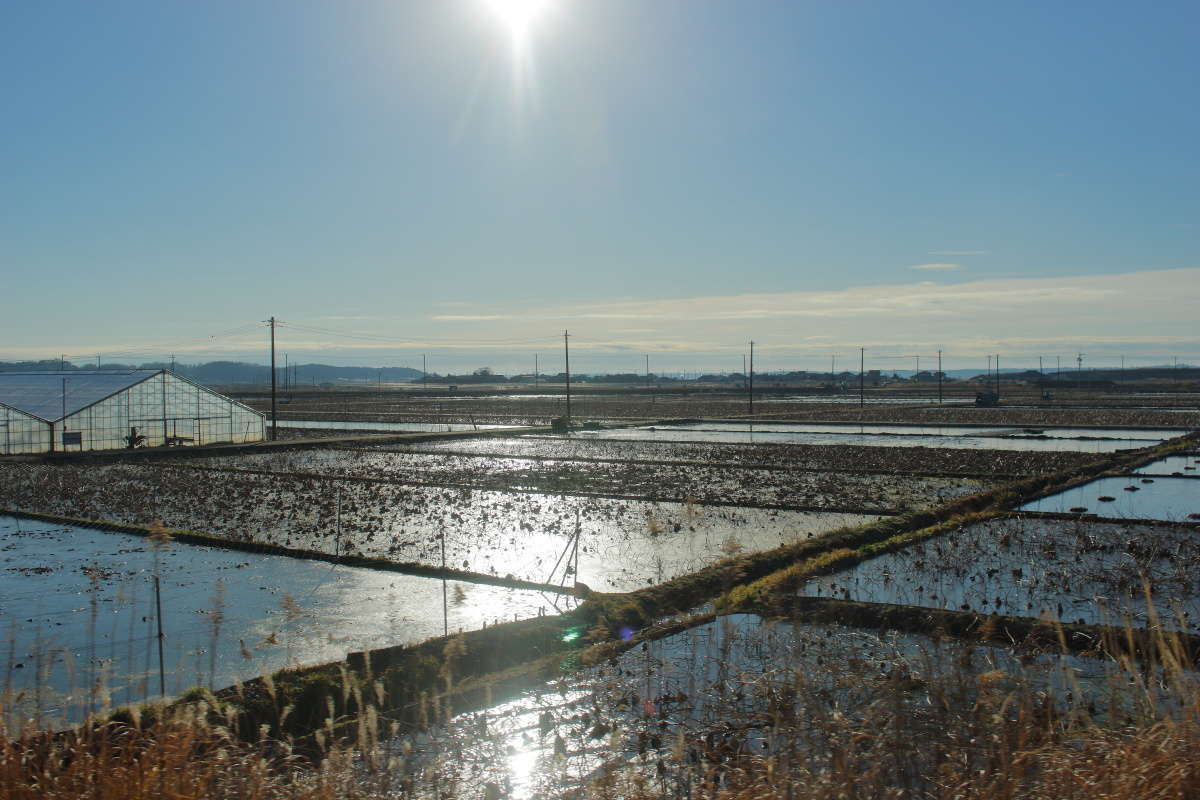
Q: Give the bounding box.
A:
[2,621,1198,800]
[679,715,1200,800]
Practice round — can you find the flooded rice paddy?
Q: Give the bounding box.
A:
[0,463,877,592]
[635,422,1186,439]
[1133,453,1200,475]
[385,436,1102,477]
[800,517,1200,631]
[568,422,1184,452]
[385,613,1165,799]
[0,516,557,725]
[191,449,986,511]
[1018,476,1200,521]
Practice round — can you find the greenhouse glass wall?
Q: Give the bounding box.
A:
[0,371,264,454]
[0,403,50,455]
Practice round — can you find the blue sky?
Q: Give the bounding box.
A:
[2,0,1197,374]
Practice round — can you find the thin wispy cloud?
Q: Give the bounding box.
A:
[413,268,1200,364]
[928,250,989,256]
[9,270,1197,371]
[910,263,963,271]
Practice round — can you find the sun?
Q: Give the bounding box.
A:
[485,0,551,40]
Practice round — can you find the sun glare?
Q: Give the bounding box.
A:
[485,0,551,41]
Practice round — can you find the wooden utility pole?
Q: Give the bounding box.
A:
[859,347,865,407]
[748,341,755,414]
[534,353,539,388]
[564,330,571,425]
[937,350,943,404]
[269,316,277,440]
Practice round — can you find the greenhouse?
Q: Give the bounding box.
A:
[0,370,265,455]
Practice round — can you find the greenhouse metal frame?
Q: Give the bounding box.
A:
[0,370,265,454]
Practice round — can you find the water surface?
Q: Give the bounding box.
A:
[0,516,557,725]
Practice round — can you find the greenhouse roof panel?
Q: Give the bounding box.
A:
[0,371,161,421]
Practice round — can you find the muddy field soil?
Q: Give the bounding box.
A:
[0,464,876,591]
[249,396,957,425]
[273,427,382,440]
[194,449,988,511]
[239,390,1200,427]
[381,437,1103,477]
[800,516,1200,631]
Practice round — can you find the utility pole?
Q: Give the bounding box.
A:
[937,350,943,404]
[422,354,427,388]
[97,353,101,370]
[995,354,1000,399]
[645,354,650,390]
[564,330,572,425]
[60,354,65,371]
[284,354,288,392]
[831,354,836,377]
[1077,352,1084,390]
[534,354,538,388]
[748,341,754,415]
[859,347,865,407]
[268,316,277,440]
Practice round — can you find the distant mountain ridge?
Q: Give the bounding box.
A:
[0,360,423,385]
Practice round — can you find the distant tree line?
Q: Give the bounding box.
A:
[0,360,423,385]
